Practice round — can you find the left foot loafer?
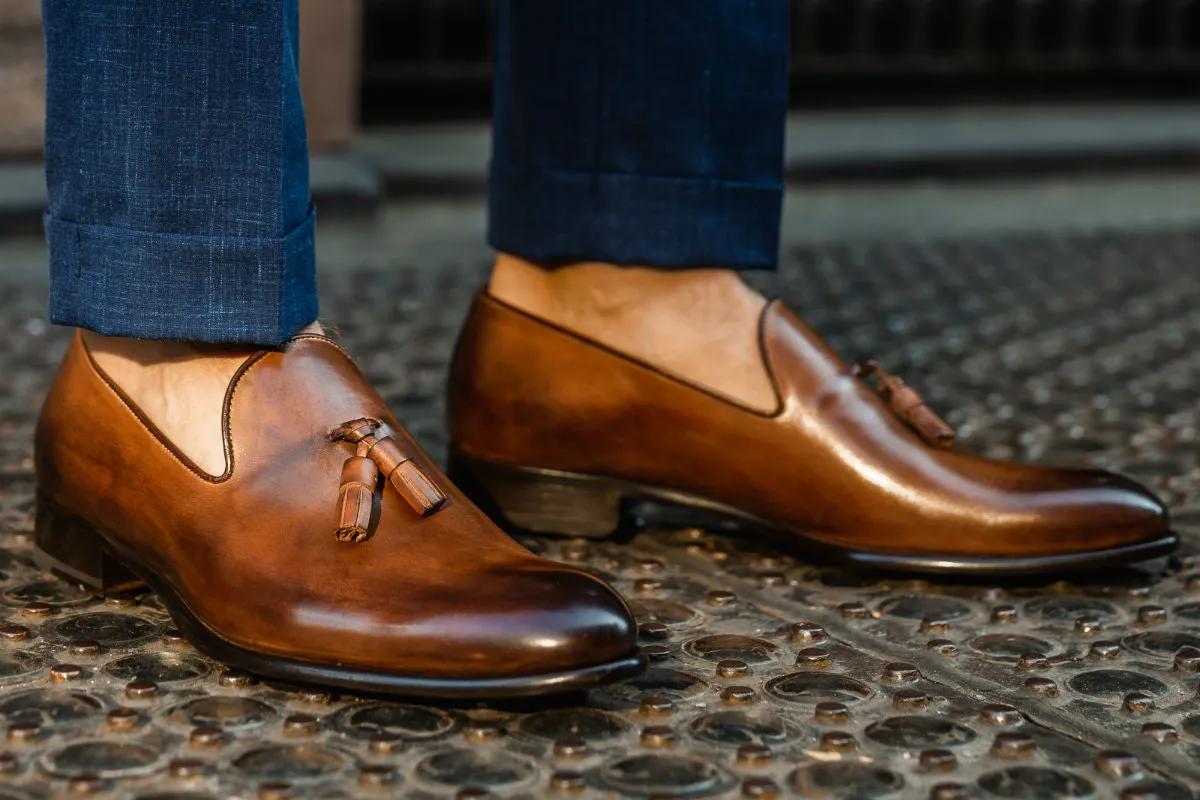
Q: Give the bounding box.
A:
[34,331,644,697]
[448,293,1176,576]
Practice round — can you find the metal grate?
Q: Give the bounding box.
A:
[3,223,1200,796]
[360,0,1200,120]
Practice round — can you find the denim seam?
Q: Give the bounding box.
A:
[46,208,316,344]
[277,1,288,345]
[73,227,82,279]
[43,213,311,246]
[488,162,783,269]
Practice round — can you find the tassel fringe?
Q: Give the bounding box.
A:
[852,357,956,449]
[328,417,447,541]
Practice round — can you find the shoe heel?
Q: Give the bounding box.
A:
[449,450,626,539]
[34,495,142,591]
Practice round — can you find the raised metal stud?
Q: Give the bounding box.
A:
[795,647,831,667]
[884,662,920,682]
[640,725,676,747]
[819,731,856,752]
[1140,722,1178,744]
[736,743,772,765]
[357,765,398,787]
[790,622,828,643]
[920,749,957,772]
[991,732,1036,758]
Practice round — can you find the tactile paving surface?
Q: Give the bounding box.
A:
[2,227,1200,799]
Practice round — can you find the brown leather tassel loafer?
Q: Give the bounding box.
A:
[448,293,1177,576]
[34,331,643,698]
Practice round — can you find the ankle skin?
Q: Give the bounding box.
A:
[488,253,777,411]
[82,322,323,476]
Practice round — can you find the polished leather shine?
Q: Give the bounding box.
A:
[35,332,641,694]
[449,293,1174,566]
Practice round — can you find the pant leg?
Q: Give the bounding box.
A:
[42,0,316,345]
[488,0,790,271]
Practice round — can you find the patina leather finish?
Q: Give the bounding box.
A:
[449,293,1174,570]
[35,331,642,696]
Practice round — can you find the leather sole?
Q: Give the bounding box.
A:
[32,494,647,699]
[450,450,1180,577]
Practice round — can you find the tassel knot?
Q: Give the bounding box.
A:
[852,357,955,449]
[329,418,447,541]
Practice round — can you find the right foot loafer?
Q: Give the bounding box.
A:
[448,292,1176,576]
[34,331,644,698]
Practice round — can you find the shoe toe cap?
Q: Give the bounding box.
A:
[1015,467,1172,554]
[367,561,640,681]
[491,564,640,672]
[1069,469,1168,533]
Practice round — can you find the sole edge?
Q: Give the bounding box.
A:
[452,450,1181,577]
[34,494,649,699]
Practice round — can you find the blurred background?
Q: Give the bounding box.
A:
[355,0,1200,120]
[6,0,1200,234]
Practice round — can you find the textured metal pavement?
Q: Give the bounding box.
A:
[2,227,1200,799]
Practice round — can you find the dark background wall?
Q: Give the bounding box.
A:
[361,0,1200,123]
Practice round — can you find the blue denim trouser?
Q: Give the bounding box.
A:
[43,0,789,345]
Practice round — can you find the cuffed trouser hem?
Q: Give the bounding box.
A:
[45,206,318,346]
[487,166,783,271]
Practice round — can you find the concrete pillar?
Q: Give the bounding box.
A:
[0,0,45,158]
[0,0,363,158]
[300,0,364,151]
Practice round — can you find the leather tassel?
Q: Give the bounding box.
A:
[367,437,448,517]
[329,417,448,536]
[906,403,956,449]
[329,417,381,444]
[335,455,378,542]
[878,375,956,449]
[852,356,956,449]
[389,461,447,516]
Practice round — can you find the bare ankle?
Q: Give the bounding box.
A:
[83,321,322,364]
[82,321,323,476]
[488,253,776,411]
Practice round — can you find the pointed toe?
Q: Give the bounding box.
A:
[1056,468,1171,545]
[1096,470,1169,534]
[481,564,641,677]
